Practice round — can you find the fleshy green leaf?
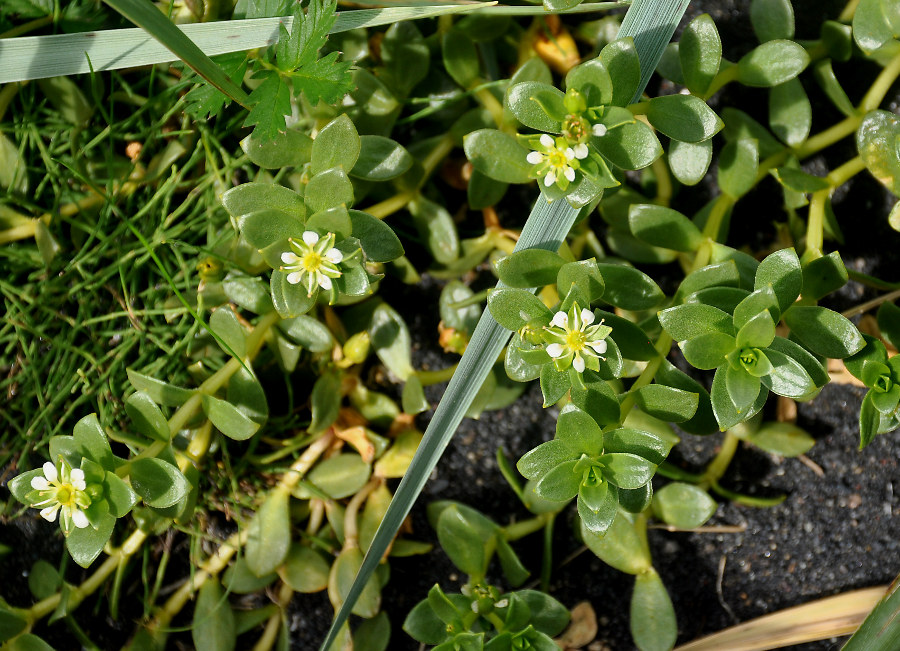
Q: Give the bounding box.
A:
[351,136,413,181]
[634,385,699,423]
[496,249,566,288]
[769,78,811,147]
[311,114,360,175]
[129,458,191,509]
[629,204,703,252]
[668,139,713,186]
[679,13,721,96]
[595,263,664,310]
[506,82,565,133]
[718,138,759,199]
[201,394,260,440]
[246,487,291,577]
[647,94,723,143]
[652,482,717,528]
[857,110,900,196]
[630,568,677,651]
[222,182,305,221]
[783,305,865,358]
[736,40,809,87]
[192,578,237,651]
[750,0,795,42]
[464,129,533,184]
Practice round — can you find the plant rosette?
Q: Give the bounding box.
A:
[517,404,673,535]
[8,414,139,567]
[846,335,900,447]
[659,248,864,430]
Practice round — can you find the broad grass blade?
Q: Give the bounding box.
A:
[102,0,250,107]
[0,3,498,84]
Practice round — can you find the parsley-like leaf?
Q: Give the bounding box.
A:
[184,53,249,120]
[278,0,353,105]
[243,0,353,141]
[243,71,293,141]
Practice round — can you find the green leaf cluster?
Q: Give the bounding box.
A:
[518,404,672,535]
[659,248,862,430]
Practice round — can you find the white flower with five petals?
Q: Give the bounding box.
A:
[280,231,344,297]
[542,304,612,374]
[526,134,589,190]
[30,460,92,534]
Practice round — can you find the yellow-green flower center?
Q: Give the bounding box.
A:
[302,250,323,272]
[566,330,587,351]
[548,150,568,168]
[56,486,73,504]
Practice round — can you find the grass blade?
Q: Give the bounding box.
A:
[842,575,900,651]
[319,1,690,648]
[673,586,887,651]
[620,0,691,99]
[0,3,498,84]
[101,0,250,108]
[320,196,577,651]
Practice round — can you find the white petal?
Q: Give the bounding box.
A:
[564,166,576,182]
[286,271,304,285]
[550,311,568,329]
[72,479,87,491]
[573,355,586,373]
[302,231,319,246]
[325,248,343,264]
[588,340,608,354]
[281,251,300,264]
[592,124,608,137]
[31,477,50,490]
[540,134,554,148]
[70,468,85,483]
[545,343,565,358]
[40,505,60,523]
[565,148,575,160]
[573,144,589,159]
[544,171,556,187]
[581,309,595,326]
[318,275,333,291]
[526,151,543,165]
[42,462,58,483]
[71,509,90,529]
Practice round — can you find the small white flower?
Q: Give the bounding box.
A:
[29,459,93,535]
[542,304,612,374]
[280,230,344,297]
[527,135,581,191]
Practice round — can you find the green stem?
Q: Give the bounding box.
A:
[503,513,552,541]
[541,515,555,593]
[806,156,866,254]
[619,333,672,418]
[0,15,52,38]
[842,287,900,319]
[861,48,900,111]
[700,431,740,490]
[119,311,280,474]
[417,364,459,386]
[702,62,739,100]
